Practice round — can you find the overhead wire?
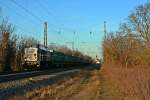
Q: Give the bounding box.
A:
[14,24,35,37]
[37,1,99,57]
[35,0,97,46]
[35,0,75,36]
[1,0,99,54]
[0,2,37,37]
[0,0,45,41]
[11,0,43,22]
[10,0,76,35]
[29,0,73,44]
[35,0,61,26]
[0,1,38,31]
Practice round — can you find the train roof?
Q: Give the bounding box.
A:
[39,46,49,51]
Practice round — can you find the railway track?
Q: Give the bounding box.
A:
[0,67,79,83]
[0,64,99,83]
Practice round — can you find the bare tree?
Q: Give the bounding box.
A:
[129,2,150,46]
[0,19,16,72]
[103,1,150,67]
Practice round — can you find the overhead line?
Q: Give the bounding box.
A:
[36,0,59,24]
[11,0,43,22]
[0,1,40,26]
[0,0,43,40]
[35,0,75,32]
[14,24,35,36]
[0,1,36,37]
[34,0,76,42]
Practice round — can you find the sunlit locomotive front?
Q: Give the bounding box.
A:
[23,47,39,68]
[23,46,50,69]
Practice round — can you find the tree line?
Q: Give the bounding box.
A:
[103,1,150,67]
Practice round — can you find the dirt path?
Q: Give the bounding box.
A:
[11,69,128,100]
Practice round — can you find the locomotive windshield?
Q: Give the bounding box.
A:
[25,48,36,54]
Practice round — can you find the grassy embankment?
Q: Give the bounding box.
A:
[12,68,128,100]
[103,64,150,100]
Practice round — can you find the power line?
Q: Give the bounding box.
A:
[1,0,100,48]
[0,2,36,36]
[35,0,59,24]
[32,0,76,43]
[10,0,75,34]
[0,0,42,40]
[33,0,89,39]
[0,1,41,26]
[35,0,77,33]
[14,24,35,37]
[1,0,93,50]
[11,0,43,22]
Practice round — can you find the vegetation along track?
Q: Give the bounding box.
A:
[10,66,127,100]
[0,64,131,100]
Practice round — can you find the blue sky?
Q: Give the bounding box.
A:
[0,0,147,58]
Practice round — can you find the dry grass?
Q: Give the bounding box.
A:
[12,71,89,100]
[70,70,101,100]
[11,69,129,100]
[103,64,150,100]
[12,70,102,100]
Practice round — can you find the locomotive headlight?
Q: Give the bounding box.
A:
[49,50,53,52]
[24,57,27,61]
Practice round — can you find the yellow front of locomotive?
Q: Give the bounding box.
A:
[23,47,40,69]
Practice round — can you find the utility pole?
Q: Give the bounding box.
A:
[73,31,76,51]
[72,42,74,51]
[44,22,48,48]
[103,21,107,63]
[104,21,107,39]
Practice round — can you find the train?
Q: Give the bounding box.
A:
[23,45,91,70]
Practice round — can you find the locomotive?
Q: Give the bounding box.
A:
[23,45,90,70]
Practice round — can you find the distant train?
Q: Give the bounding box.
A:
[23,45,91,70]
